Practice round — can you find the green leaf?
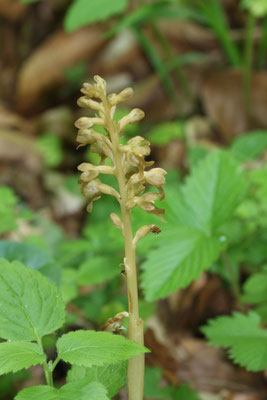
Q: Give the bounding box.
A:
[231,131,267,161]
[107,2,205,38]
[182,150,247,233]
[242,270,267,304]
[64,0,127,32]
[67,361,127,397]
[36,134,63,168]
[202,312,267,371]
[172,384,200,400]
[15,380,108,400]
[147,121,185,146]
[134,28,177,104]
[0,370,30,398]
[241,0,267,17]
[186,146,209,168]
[0,259,65,341]
[144,367,169,398]
[78,256,120,286]
[60,269,78,303]
[0,187,18,234]
[57,330,149,367]
[141,226,221,301]
[0,341,45,375]
[0,241,61,285]
[198,0,240,66]
[0,241,51,269]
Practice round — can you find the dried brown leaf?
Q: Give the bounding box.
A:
[16,26,105,112]
[202,70,267,140]
[0,128,42,171]
[0,0,27,21]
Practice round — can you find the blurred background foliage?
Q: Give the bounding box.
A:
[1,0,267,399]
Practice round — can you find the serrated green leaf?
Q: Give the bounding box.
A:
[186,146,209,168]
[141,227,220,301]
[231,131,267,161]
[182,150,247,233]
[78,256,120,286]
[67,361,127,397]
[202,312,267,371]
[15,380,108,400]
[0,341,45,375]
[64,0,127,32]
[57,330,148,367]
[0,259,65,341]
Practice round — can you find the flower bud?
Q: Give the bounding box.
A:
[102,311,129,333]
[81,83,99,99]
[80,170,99,182]
[107,93,117,106]
[98,182,120,201]
[133,224,160,247]
[77,96,101,110]
[78,162,114,179]
[82,179,101,198]
[144,168,167,187]
[118,87,134,101]
[77,162,94,172]
[75,117,104,129]
[81,178,119,212]
[110,213,123,231]
[119,109,145,131]
[120,136,151,163]
[94,75,107,92]
[108,88,134,106]
[76,129,96,146]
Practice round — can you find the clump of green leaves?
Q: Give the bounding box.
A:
[141,150,247,300]
[0,258,148,399]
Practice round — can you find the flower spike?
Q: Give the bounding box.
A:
[75,76,167,400]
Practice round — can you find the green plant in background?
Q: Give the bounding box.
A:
[240,0,267,115]
[0,259,147,399]
[144,367,199,399]
[202,311,267,372]
[20,0,267,115]
[140,150,247,300]
[194,132,267,373]
[63,0,207,111]
[198,0,267,117]
[0,187,19,234]
[75,75,166,400]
